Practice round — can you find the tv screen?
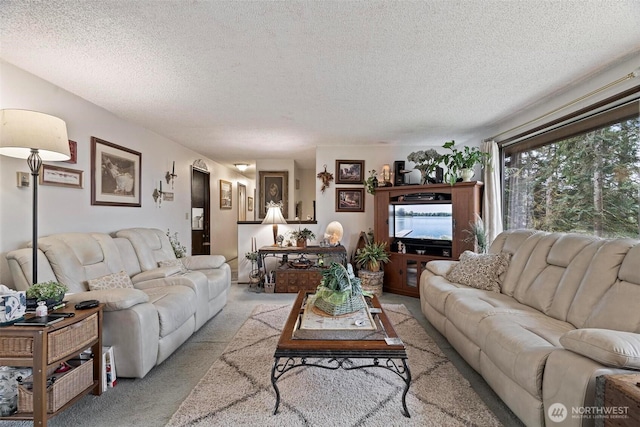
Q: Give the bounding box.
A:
[390,203,453,241]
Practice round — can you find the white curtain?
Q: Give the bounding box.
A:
[482,140,503,244]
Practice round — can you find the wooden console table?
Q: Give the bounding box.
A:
[596,374,640,427]
[258,245,347,293]
[0,305,103,426]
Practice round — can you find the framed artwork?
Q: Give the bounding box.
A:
[335,160,364,184]
[248,196,254,211]
[91,137,142,207]
[336,187,365,212]
[220,180,232,209]
[259,170,288,219]
[40,164,83,188]
[64,140,77,164]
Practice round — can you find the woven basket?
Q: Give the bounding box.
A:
[47,313,99,364]
[313,293,366,316]
[358,270,384,297]
[18,359,93,413]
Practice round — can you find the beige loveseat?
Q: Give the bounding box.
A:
[420,229,640,426]
[6,228,231,379]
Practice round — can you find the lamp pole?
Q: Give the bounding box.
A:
[27,148,43,284]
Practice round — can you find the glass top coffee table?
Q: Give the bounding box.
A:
[271,291,411,417]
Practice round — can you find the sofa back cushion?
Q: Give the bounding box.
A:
[37,233,125,293]
[113,237,143,277]
[115,228,176,271]
[491,230,605,322]
[570,240,640,331]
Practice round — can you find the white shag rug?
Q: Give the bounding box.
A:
[167,304,501,427]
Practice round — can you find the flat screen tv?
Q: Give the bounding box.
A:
[389,202,453,243]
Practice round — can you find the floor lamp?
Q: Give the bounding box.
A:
[262,201,287,246]
[0,109,70,284]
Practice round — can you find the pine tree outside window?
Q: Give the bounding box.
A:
[502,99,639,238]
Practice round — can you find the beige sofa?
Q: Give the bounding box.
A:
[420,229,640,426]
[7,228,231,379]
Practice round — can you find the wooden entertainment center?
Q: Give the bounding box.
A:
[374,181,483,297]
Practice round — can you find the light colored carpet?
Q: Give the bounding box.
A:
[167,303,501,427]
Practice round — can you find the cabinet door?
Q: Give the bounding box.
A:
[383,255,403,292]
[405,258,428,296]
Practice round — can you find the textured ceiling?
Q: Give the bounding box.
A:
[1,1,639,175]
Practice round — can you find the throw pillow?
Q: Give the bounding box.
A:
[88,270,134,291]
[446,251,510,293]
[158,258,187,273]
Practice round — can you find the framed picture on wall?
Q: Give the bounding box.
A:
[91,137,141,207]
[248,196,254,212]
[259,170,289,219]
[220,179,232,209]
[336,187,365,212]
[335,160,364,184]
[40,164,83,188]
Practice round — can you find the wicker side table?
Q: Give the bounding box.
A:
[0,305,103,427]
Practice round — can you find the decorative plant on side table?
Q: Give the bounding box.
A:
[355,241,391,297]
[313,262,368,315]
[440,140,491,185]
[407,149,443,184]
[289,228,315,248]
[26,281,68,309]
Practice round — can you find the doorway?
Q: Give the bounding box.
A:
[238,183,246,221]
[191,167,210,255]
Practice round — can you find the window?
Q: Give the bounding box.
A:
[503,99,639,238]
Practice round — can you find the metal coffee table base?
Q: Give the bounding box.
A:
[271,356,412,417]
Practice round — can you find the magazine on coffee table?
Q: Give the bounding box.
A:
[298,295,376,331]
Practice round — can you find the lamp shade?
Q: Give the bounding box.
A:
[0,110,70,161]
[262,202,287,225]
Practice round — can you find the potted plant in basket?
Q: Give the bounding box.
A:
[355,241,391,297]
[26,281,68,309]
[314,262,368,315]
[440,140,491,185]
[289,228,315,248]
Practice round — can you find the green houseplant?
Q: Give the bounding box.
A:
[407,149,443,184]
[365,169,378,195]
[355,241,391,297]
[314,262,367,315]
[441,140,491,185]
[26,281,68,309]
[355,241,390,272]
[289,228,315,248]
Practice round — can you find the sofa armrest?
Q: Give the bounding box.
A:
[182,255,226,270]
[131,266,182,284]
[65,288,149,312]
[425,260,458,277]
[560,328,640,370]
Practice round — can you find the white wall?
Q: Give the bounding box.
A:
[0,61,252,287]
[489,55,640,142]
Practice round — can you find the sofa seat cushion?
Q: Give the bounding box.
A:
[143,285,197,338]
[422,275,469,315]
[445,289,540,344]
[478,313,575,398]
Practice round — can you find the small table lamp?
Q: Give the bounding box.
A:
[0,109,70,284]
[262,202,287,246]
